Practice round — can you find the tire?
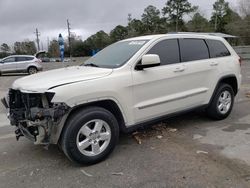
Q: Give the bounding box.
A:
[28,66,37,74]
[206,83,235,120]
[61,107,119,165]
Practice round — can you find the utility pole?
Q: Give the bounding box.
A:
[214,10,218,31]
[47,37,50,51]
[176,3,180,32]
[34,28,40,52]
[67,19,71,58]
[128,13,133,37]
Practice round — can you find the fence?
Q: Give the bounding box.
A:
[233,46,250,59]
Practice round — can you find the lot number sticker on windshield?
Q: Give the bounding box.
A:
[129,41,146,45]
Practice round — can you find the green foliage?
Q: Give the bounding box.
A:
[128,19,147,37]
[0,43,10,53]
[14,40,36,55]
[162,0,198,31]
[186,13,212,32]
[48,40,59,57]
[210,0,241,33]
[141,5,162,33]
[110,25,128,42]
[71,40,87,57]
[84,31,111,50]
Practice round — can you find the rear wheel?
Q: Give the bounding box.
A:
[28,67,37,74]
[61,107,119,165]
[206,83,234,120]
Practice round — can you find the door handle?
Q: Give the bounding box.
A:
[174,66,185,73]
[210,62,218,66]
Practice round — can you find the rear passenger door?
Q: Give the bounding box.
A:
[16,56,32,71]
[178,38,219,105]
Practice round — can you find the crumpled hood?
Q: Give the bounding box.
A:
[12,66,113,93]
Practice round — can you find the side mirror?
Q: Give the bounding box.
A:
[136,54,160,70]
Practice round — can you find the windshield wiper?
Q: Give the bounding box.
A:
[84,63,99,67]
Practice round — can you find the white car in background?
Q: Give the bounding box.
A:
[0,54,43,75]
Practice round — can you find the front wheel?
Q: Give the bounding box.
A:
[61,107,119,165]
[206,83,235,120]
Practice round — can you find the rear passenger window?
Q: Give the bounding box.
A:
[147,39,180,65]
[16,57,26,62]
[179,39,209,62]
[16,57,34,62]
[206,40,231,58]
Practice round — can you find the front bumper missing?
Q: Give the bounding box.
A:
[1,89,69,145]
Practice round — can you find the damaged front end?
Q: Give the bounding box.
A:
[2,89,69,145]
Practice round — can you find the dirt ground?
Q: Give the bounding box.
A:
[0,59,250,188]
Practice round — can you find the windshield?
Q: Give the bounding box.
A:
[83,40,148,68]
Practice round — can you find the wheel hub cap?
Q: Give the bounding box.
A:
[76,119,111,156]
[217,90,232,114]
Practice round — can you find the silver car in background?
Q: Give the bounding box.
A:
[0,55,43,75]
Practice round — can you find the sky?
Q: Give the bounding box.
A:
[0,0,238,49]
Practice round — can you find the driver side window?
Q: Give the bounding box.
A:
[147,39,180,66]
[3,57,15,63]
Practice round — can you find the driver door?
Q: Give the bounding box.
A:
[0,57,17,73]
[132,39,187,123]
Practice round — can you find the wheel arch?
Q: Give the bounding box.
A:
[209,74,238,104]
[27,65,38,72]
[56,99,127,144]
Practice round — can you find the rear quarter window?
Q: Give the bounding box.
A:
[25,57,34,61]
[206,39,231,58]
[179,39,209,62]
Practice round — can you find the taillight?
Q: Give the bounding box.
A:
[36,59,42,63]
[239,57,242,66]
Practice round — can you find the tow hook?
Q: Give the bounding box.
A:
[15,129,23,141]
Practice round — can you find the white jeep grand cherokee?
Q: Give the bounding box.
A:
[1,34,242,165]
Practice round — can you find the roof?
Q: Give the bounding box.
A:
[168,32,238,38]
[2,55,35,59]
[8,55,35,57]
[123,33,225,42]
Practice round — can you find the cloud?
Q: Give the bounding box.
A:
[0,0,237,48]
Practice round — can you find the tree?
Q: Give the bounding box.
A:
[210,0,230,32]
[162,0,198,31]
[128,19,147,37]
[0,43,10,53]
[186,12,211,32]
[238,0,250,17]
[14,40,36,55]
[83,31,111,53]
[141,5,163,33]
[48,40,59,57]
[110,25,128,42]
[71,40,88,57]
